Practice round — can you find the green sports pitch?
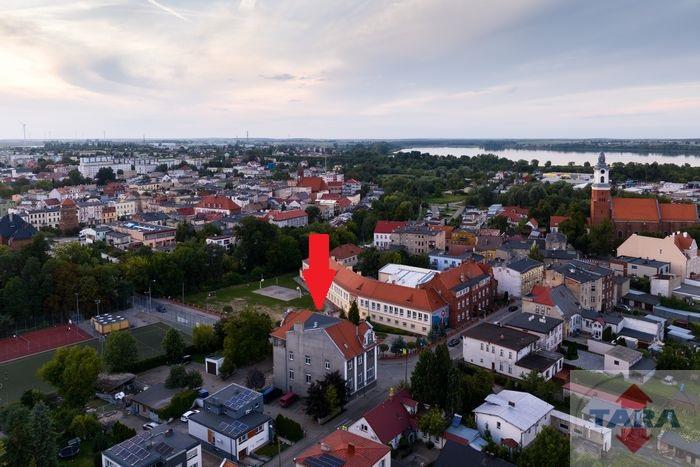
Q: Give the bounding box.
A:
[0,322,191,405]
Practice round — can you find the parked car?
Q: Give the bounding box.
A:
[279,391,299,408]
[180,410,200,422]
[447,338,461,347]
[156,304,167,313]
[142,422,160,430]
[197,388,209,398]
[508,305,519,312]
[261,386,283,404]
[614,304,631,313]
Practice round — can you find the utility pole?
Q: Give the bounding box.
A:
[95,299,101,316]
[75,293,80,318]
[182,282,185,303]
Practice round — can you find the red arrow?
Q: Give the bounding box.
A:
[302,233,336,310]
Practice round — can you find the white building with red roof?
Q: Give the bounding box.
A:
[348,389,419,449]
[194,195,241,215]
[373,220,408,249]
[270,310,378,397]
[265,209,308,228]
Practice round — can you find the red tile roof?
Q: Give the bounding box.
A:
[331,260,446,312]
[422,261,492,296]
[673,233,695,251]
[550,215,569,228]
[660,203,698,222]
[360,390,417,444]
[298,177,327,192]
[373,220,407,234]
[266,209,307,221]
[611,198,660,222]
[196,195,241,213]
[330,244,364,260]
[528,285,555,306]
[295,430,390,467]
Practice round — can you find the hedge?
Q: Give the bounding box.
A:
[130,345,197,373]
[157,389,197,420]
[275,414,304,442]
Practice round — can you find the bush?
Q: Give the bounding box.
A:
[158,389,197,420]
[111,421,136,444]
[275,414,303,442]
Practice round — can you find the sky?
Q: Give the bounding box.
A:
[1,0,700,140]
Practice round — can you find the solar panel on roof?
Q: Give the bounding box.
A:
[304,454,346,467]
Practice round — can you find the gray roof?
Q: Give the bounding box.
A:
[659,431,700,456]
[463,323,538,351]
[615,255,670,269]
[507,257,543,274]
[505,312,563,334]
[130,383,180,410]
[617,327,657,343]
[549,284,584,320]
[207,382,262,411]
[436,441,515,467]
[0,214,37,242]
[474,390,553,432]
[622,292,661,306]
[103,425,198,467]
[188,408,270,439]
[516,350,563,372]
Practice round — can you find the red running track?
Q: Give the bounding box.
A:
[0,325,93,363]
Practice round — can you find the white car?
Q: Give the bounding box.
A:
[142,422,160,431]
[180,410,200,422]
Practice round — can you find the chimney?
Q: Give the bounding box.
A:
[320,443,330,452]
[347,443,356,456]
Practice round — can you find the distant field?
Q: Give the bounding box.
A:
[0,322,190,405]
[426,194,465,204]
[187,273,314,315]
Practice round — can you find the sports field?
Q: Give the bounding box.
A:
[0,324,92,363]
[0,322,190,405]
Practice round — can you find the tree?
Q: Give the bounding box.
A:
[110,421,136,444]
[418,407,448,443]
[390,336,406,355]
[68,414,101,440]
[95,167,116,186]
[29,402,58,467]
[528,243,544,262]
[246,368,266,390]
[602,326,614,342]
[165,365,202,389]
[38,346,102,408]
[445,366,463,415]
[221,309,273,374]
[304,371,347,420]
[305,205,322,224]
[304,381,329,420]
[104,331,138,372]
[588,219,616,257]
[192,324,217,353]
[162,328,186,363]
[347,301,360,325]
[0,404,33,466]
[517,426,570,467]
[565,341,579,360]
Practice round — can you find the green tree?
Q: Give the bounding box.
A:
[222,309,273,374]
[29,402,58,467]
[38,346,102,408]
[528,243,544,262]
[304,381,328,420]
[517,426,570,467]
[305,205,322,224]
[246,369,266,390]
[192,324,217,353]
[588,219,616,257]
[95,167,116,186]
[110,421,136,444]
[602,326,613,342]
[566,341,579,360]
[348,300,360,325]
[68,414,101,441]
[0,404,33,466]
[161,328,186,363]
[418,407,448,443]
[104,331,138,372]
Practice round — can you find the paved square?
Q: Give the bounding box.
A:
[253,285,301,302]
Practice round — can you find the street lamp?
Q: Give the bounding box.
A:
[95,299,101,316]
[296,286,302,298]
[259,275,265,290]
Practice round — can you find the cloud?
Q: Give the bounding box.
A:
[260,73,297,81]
[146,0,190,22]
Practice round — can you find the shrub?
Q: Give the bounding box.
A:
[158,389,197,420]
[275,414,303,442]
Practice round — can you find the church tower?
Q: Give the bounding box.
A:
[590,152,611,225]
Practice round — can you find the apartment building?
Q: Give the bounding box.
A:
[373,220,407,249]
[544,260,615,312]
[492,257,544,298]
[271,310,378,397]
[503,312,564,352]
[20,207,61,229]
[110,221,176,249]
[522,285,583,336]
[265,209,308,228]
[610,256,671,278]
[617,232,700,278]
[462,322,563,381]
[390,224,446,255]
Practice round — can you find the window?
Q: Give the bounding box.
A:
[325,360,331,370]
[361,423,368,432]
[305,355,311,365]
[187,448,198,460]
[496,422,501,429]
[288,351,294,361]
[305,373,311,383]
[358,355,363,364]
[289,370,294,380]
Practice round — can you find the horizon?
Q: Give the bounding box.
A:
[2,0,700,140]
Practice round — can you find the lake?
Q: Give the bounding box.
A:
[399,146,700,167]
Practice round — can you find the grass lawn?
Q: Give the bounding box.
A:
[426,194,465,204]
[255,440,290,457]
[0,322,189,405]
[186,273,314,315]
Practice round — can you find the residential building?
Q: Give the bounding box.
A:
[390,224,446,255]
[378,264,438,288]
[373,220,407,249]
[111,221,176,249]
[503,312,563,352]
[435,440,515,467]
[544,260,615,312]
[265,209,308,227]
[492,257,544,298]
[101,426,201,467]
[0,213,37,250]
[330,243,364,268]
[429,249,483,271]
[20,207,61,229]
[188,383,272,462]
[473,390,553,448]
[294,429,391,467]
[617,232,700,278]
[522,285,584,336]
[462,323,563,381]
[610,256,671,278]
[419,261,496,328]
[549,216,569,233]
[195,195,242,216]
[270,310,378,397]
[348,389,418,449]
[130,383,181,422]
